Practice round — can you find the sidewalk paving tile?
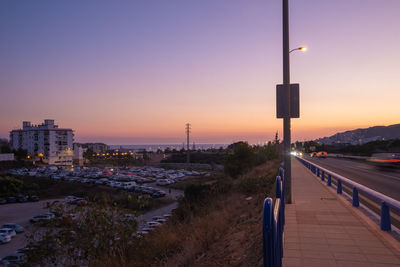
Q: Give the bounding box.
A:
[282,158,400,267]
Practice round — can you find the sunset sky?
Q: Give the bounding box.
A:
[1,0,399,145]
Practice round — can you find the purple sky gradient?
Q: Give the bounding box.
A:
[1,0,399,145]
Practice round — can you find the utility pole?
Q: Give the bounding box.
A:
[282,0,292,203]
[185,123,191,163]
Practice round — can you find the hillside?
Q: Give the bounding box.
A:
[316,124,400,145]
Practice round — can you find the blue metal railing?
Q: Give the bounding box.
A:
[297,156,400,231]
[263,165,285,267]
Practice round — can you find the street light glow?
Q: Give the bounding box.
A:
[289,46,308,53]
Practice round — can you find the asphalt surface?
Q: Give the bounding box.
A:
[304,156,400,201]
[0,199,59,259]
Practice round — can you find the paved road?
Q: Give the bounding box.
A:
[146,182,183,200]
[136,184,183,230]
[304,156,400,201]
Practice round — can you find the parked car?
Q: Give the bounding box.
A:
[1,224,24,233]
[135,230,149,237]
[0,198,7,205]
[43,212,56,219]
[6,197,17,203]
[147,221,162,228]
[29,195,40,202]
[17,247,33,254]
[155,218,167,224]
[30,215,51,223]
[16,194,28,203]
[0,234,11,244]
[65,196,77,201]
[0,254,26,265]
[67,198,83,205]
[152,192,166,198]
[0,228,16,238]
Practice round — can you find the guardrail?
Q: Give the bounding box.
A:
[297,156,400,231]
[263,165,285,267]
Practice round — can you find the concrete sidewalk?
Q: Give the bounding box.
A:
[283,158,400,267]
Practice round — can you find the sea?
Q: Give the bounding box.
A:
[109,144,229,152]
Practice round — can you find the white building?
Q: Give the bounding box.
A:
[10,120,74,165]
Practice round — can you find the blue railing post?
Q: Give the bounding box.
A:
[337,180,342,194]
[276,176,282,198]
[317,168,320,177]
[327,174,332,186]
[321,171,325,182]
[263,198,273,267]
[380,202,391,231]
[352,187,359,207]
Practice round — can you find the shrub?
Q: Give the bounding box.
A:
[184,184,211,203]
[236,176,275,194]
[0,176,24,197]
[224,142,256,178]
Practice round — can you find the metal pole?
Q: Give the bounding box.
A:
[186,123,190,163]
[283,0,292,203]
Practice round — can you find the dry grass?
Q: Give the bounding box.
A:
[92,160,280,267]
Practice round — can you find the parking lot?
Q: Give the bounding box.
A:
[0,199,60,258]
[1,165,198,262]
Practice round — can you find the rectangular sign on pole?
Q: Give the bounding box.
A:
[276,83,300,118]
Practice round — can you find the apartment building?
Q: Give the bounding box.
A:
[10,120,74,165]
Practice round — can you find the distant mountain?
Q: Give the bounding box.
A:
[316,124,400,145]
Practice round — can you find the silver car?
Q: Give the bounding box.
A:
[0,228,16,238]
[0,234,11,244]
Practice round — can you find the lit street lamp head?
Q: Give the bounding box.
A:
[289,46,308,53]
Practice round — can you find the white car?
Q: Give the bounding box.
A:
[156,180,169,186]
[141,227,152,232]
[0,228,16,238]
[0,234,11,244]
[65,196,77,202]
[155,218,167,224]
[147,221,162,228]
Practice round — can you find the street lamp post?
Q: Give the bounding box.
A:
[282,0,306,204]
[282,0,292,204]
